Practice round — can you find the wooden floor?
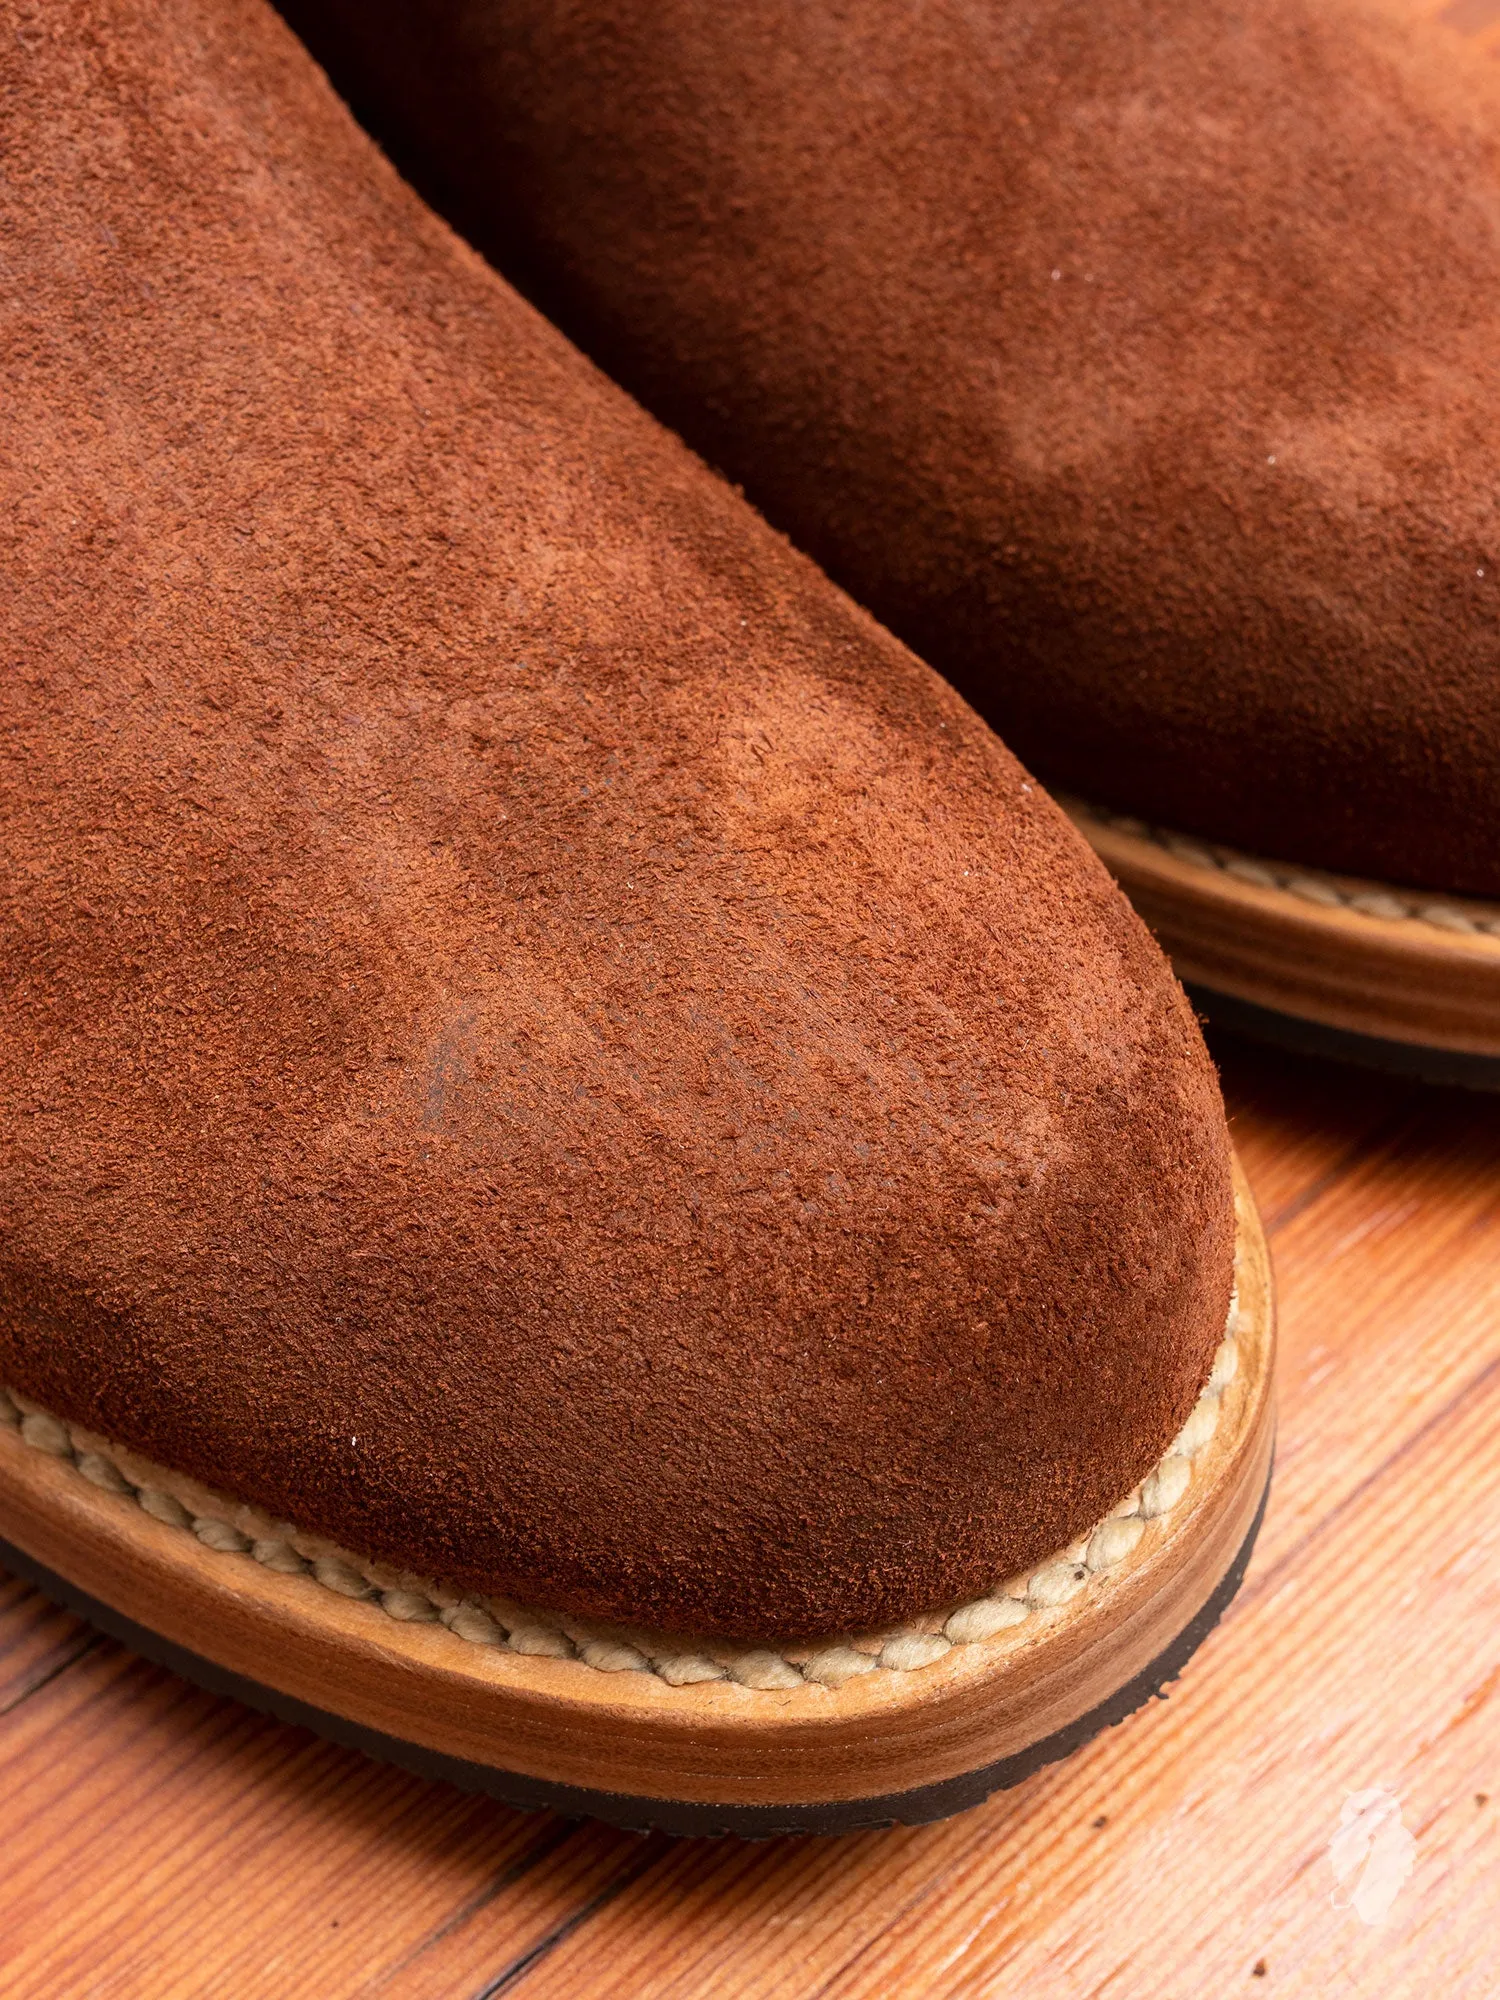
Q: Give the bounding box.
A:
[2,1027,1497,1998]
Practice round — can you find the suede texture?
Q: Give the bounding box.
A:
[1,0,1231,1639]
[280,0,1500,896]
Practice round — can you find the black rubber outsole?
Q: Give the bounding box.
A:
[1190,986,1500,1093]
[0,1468,1268,1839]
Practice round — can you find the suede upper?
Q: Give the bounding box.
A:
[281,0,1500,897]
[1,0,1232,1638]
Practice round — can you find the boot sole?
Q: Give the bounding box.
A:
[1066,797,1500,1089]
[0,1165,1274,1837]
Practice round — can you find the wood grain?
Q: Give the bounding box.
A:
[2,1028,1497,1997]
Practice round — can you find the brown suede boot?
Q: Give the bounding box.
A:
[279,0,1500,1083]
[0,0,1270,1831]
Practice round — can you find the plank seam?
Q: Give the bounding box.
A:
[465,1839,669,2000]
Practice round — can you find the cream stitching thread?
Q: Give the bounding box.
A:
[0,1295,1242,1693]
[1067,797,1500,940]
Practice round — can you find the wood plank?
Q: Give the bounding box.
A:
[0,1642,643,2000]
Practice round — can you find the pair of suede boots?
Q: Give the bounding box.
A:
[0,0,1492,1835]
